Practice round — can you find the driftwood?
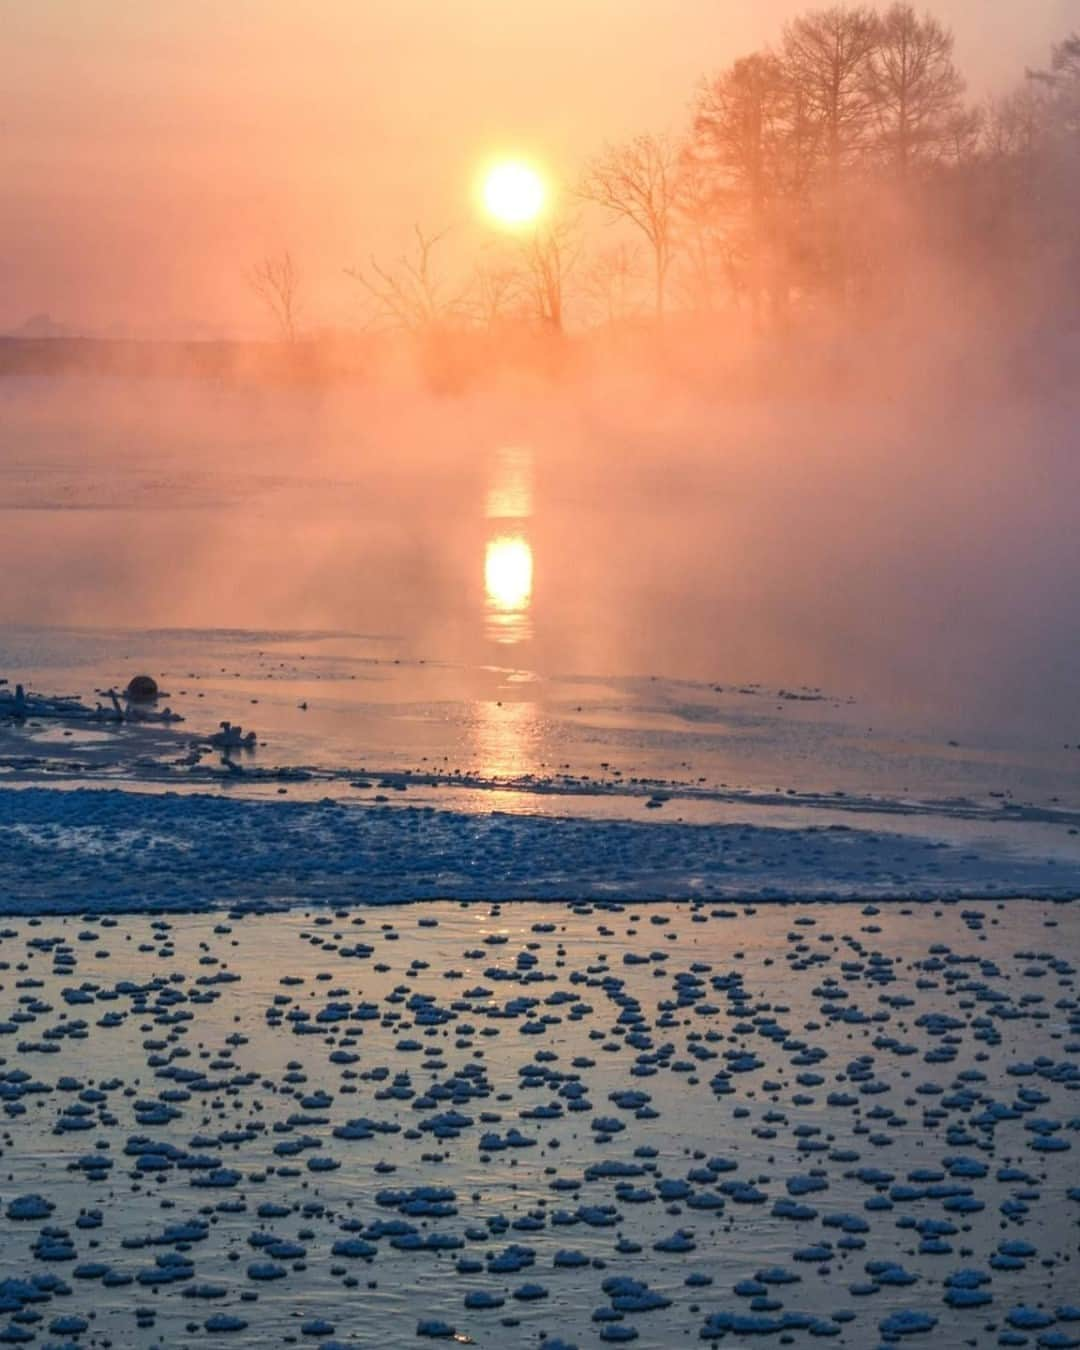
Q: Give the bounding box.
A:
[0,682,184,725]
[1,683,97,719]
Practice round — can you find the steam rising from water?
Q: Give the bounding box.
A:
[0,338,1077,739]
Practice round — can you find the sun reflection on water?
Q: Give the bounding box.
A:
[472,696,541,787]
[484,446,534,645]
[484,535,533,642]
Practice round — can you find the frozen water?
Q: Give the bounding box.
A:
[0,900,1076,1347]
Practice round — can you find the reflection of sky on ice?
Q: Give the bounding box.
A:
[0,899,1076,1343]
[3,622,1080,867]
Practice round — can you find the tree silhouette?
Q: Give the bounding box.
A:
[517,217,580,331]
[248,251,301,342]
[866,3,964,178]
[782,5,879,184]
[468,257,525,330]
[1028,33,1080,137]
[579,133,683,319]
[693,53,818,322]
[671,150,732,313]
[346,225,463,331]
[582,242,643,326]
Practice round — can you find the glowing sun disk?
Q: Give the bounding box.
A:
[483,161,546,226]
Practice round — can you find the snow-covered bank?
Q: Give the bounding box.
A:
[1,786,1077,913]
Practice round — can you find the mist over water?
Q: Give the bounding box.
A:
[1,350,1077,741]
[4,14,1080,1349]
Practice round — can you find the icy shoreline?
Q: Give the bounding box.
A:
[1,786,1077,913]
[0,900,1076,1348]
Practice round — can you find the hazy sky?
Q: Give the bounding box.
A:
[2,0,1075,336]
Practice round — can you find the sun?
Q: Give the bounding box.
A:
[482,161,546,227]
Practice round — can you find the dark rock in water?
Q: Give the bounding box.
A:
[125,675,159,702]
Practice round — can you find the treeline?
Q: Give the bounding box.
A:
[664,6,1080,325]
[254,7,1080,343]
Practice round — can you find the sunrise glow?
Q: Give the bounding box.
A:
[3,4,1079,1345]
[482,161,546,227]
[484,535,533,611]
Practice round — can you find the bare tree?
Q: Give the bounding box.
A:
[581,242,643,326]
[346,225,464,331]
[693,53,818,322]
[517,216,580,331]
[780,8,881,299]
[1028,32,1080,137]
[940,104,983,166]
[984,86,1047,162]
[1023,33,1080,275]
[672,149,739,313]
[865,3,965,178]
[694,55,784,244]
[468,257,525,330]
[579,132,683,319]
[248,251,301,342]
[782,5,879,185]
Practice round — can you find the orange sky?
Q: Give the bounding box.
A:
[1,0,1074,336]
